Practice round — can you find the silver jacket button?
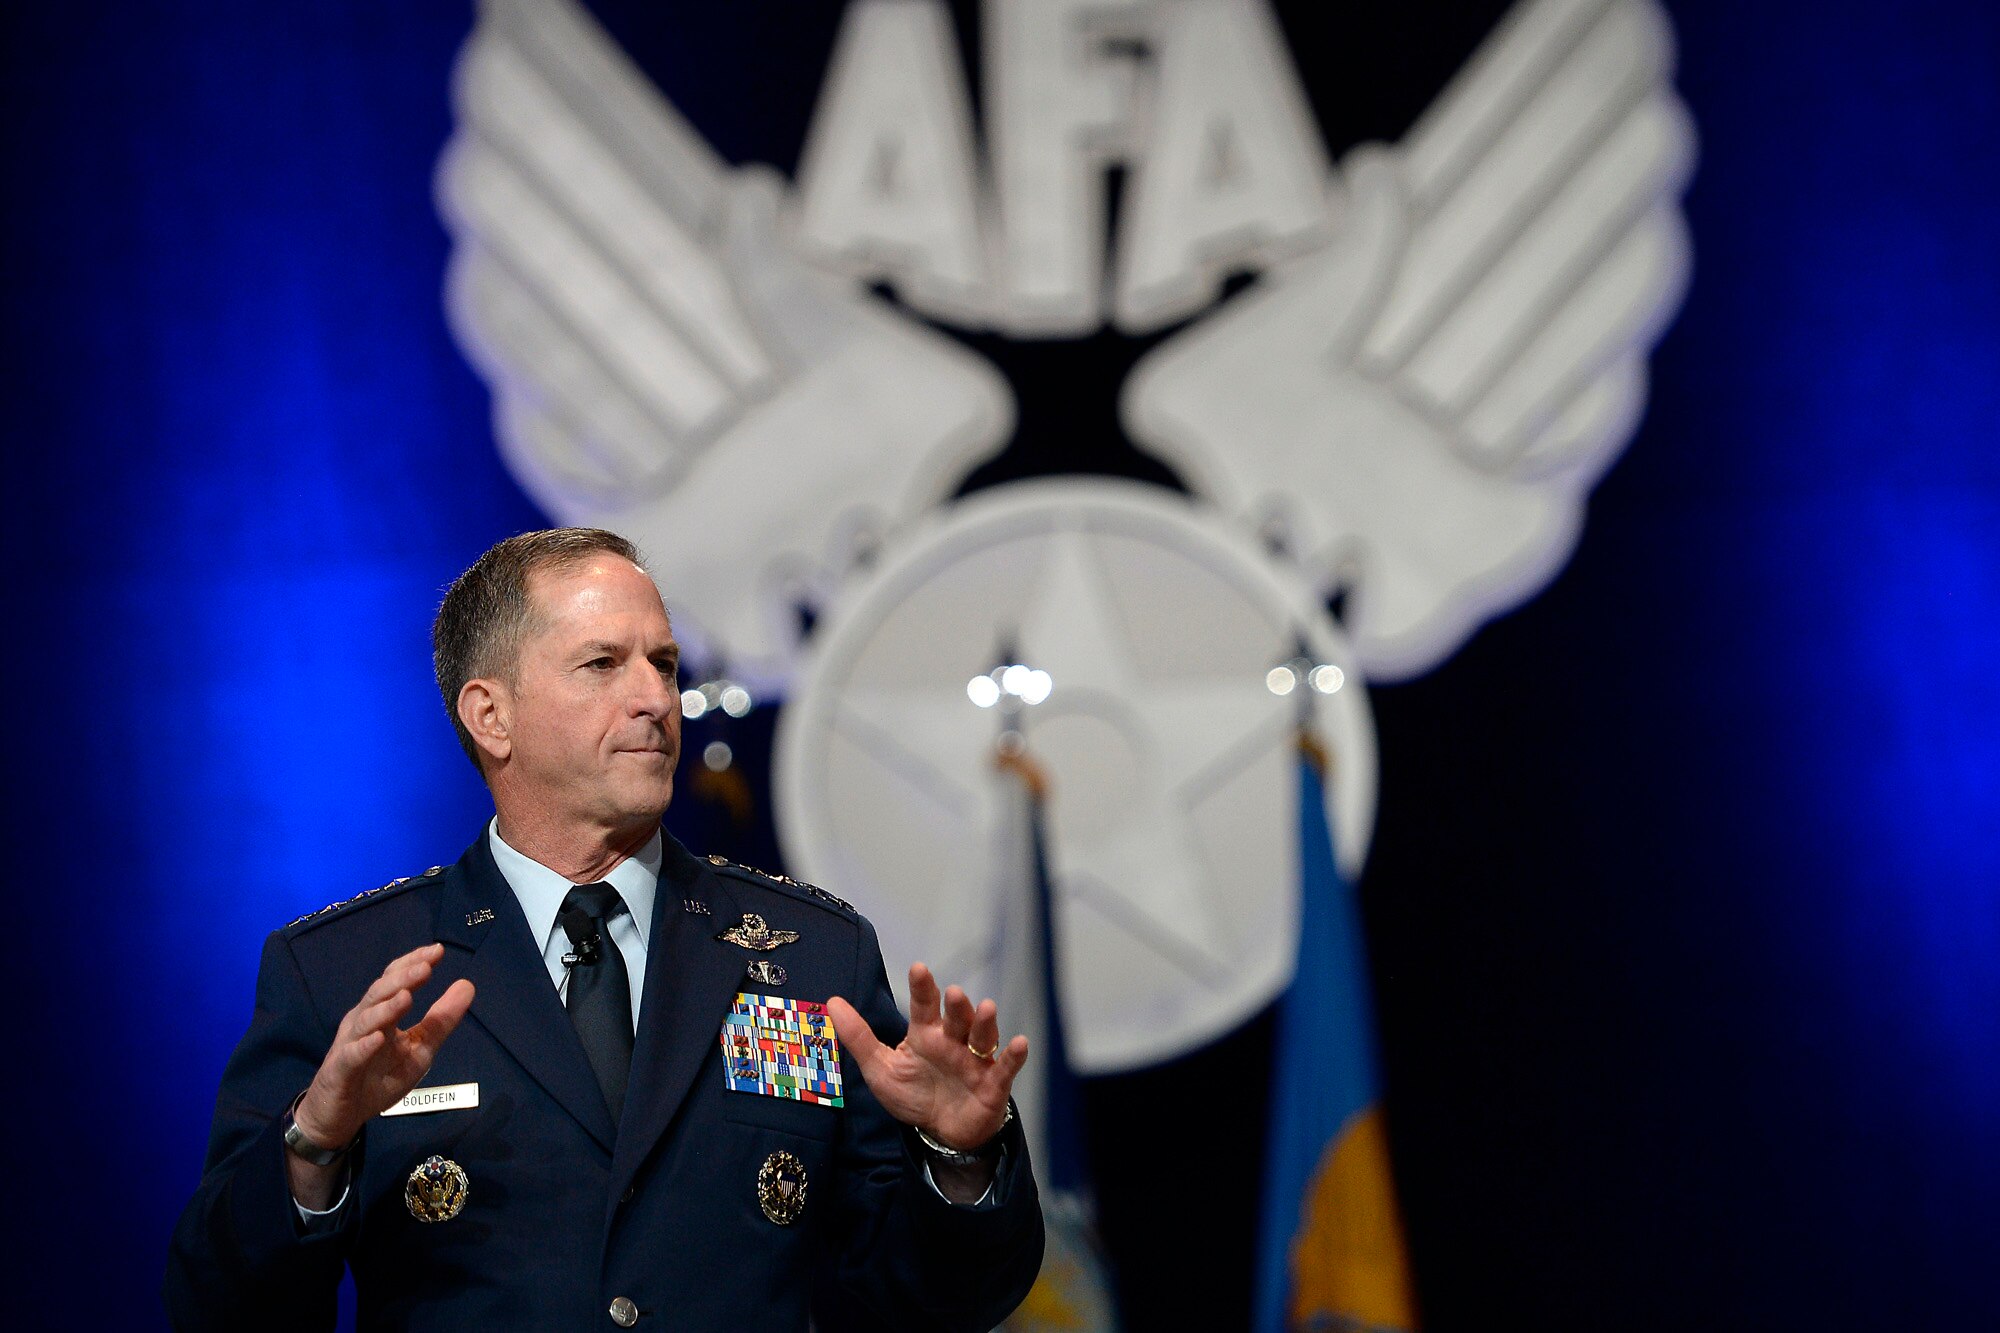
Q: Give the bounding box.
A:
[608,1296,639,1327]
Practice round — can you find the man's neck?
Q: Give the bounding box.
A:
[492,812,657,883]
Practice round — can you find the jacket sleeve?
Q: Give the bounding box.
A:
[813,914,1046,1332]
[163,930,356,1331]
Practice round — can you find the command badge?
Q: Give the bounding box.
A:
[745,959,787,986]
[716,912,800,951]
[404,1154,470,1223]
[757,1149,808,1225]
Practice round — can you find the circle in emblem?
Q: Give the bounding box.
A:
[756,1149,808,1225]
[404,1153,470,1223]
[773,480,1376,1073]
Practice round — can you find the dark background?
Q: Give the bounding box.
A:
[5,1,1997,1327]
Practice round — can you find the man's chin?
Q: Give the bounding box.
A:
[618,777,674,825]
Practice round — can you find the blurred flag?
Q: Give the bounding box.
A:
[1254,733,1417,1333]
[995,744,1118,1332]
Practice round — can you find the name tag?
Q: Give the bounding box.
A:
[381,1082,480,1117]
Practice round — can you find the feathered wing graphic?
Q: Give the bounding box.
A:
[1123,0,1695,679]
[437,0,1013,686]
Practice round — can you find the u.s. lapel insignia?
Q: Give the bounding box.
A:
[404,1154,470,1222]
[683,898,711,916]
[745,959,787,987]
[757,1149,808,1225]
[716,912,800,951]
[464,908,495,927]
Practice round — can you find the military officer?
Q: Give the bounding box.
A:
[166,528,1043,1330]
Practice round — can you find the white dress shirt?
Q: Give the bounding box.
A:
[488,819,659,1030]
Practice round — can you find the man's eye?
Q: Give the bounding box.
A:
[587,658,614,670]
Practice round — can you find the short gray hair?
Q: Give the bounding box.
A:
[432,527,644,765]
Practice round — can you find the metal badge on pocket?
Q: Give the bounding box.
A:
[405,1154,470,1222]
[757,1150,807,1225]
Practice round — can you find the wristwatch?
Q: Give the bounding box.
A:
[282,1093,356,1167]
[914,1099,1015,1166]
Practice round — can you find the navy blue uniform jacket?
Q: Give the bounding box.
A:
[166,830,1043,1330]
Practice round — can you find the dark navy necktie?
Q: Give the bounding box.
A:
[558,882,634,1121]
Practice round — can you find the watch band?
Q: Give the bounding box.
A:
[282,1093,356,1167]
[914,1099,1014,1166]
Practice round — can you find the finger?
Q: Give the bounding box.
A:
[342,957,436,1038]
[331,1027,388,1077]
[407,979,476,1052]
[825,995,889,1074]
[992,1034,1030,1085]
[366,952,441,1026]
[352,987,416,1040]
[965,998,1001,1058]
[906,963,942,1031]
[357,944,443,1008]
[939,985,976,1045]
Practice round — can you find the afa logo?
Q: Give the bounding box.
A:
[438,5,1691,1325]
[439,0,1692,690]
[438,0,1690,1155]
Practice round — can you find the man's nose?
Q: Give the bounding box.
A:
[631,661,677,719]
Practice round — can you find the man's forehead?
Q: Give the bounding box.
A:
[526,557,674,631]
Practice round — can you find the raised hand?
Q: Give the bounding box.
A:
[827,963,1026,1153]
[293,944,475,1157]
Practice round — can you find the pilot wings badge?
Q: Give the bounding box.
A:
[717,912,801,952]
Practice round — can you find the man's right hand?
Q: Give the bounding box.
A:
[287,944,475,1209]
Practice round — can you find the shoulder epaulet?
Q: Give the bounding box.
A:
[704,854,858,915]
[284,865,445,932]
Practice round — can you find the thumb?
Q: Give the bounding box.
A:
[409,978,476,1052]
[824,995,889,1073]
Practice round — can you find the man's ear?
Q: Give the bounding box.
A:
[458,678,513,765]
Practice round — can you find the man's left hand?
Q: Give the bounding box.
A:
[827,962,1027,1152]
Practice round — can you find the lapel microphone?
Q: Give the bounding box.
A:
[558,909,602,969]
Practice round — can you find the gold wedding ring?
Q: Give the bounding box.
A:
[967,1041,998,1061]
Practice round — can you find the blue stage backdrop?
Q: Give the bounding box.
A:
[4,1,1996,1327]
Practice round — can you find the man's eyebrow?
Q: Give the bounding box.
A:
[574,640,624,659]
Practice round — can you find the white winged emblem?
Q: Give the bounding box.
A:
[439,0,1692,687]
[437,0,1012,685]
[1124,0,1694,678]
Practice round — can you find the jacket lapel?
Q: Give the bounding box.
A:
[608,838,751,1206]
[434,833,617,1155]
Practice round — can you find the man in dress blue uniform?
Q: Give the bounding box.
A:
[166,528,1042,1330]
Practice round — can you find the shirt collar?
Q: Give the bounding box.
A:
[486,818,660,949]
